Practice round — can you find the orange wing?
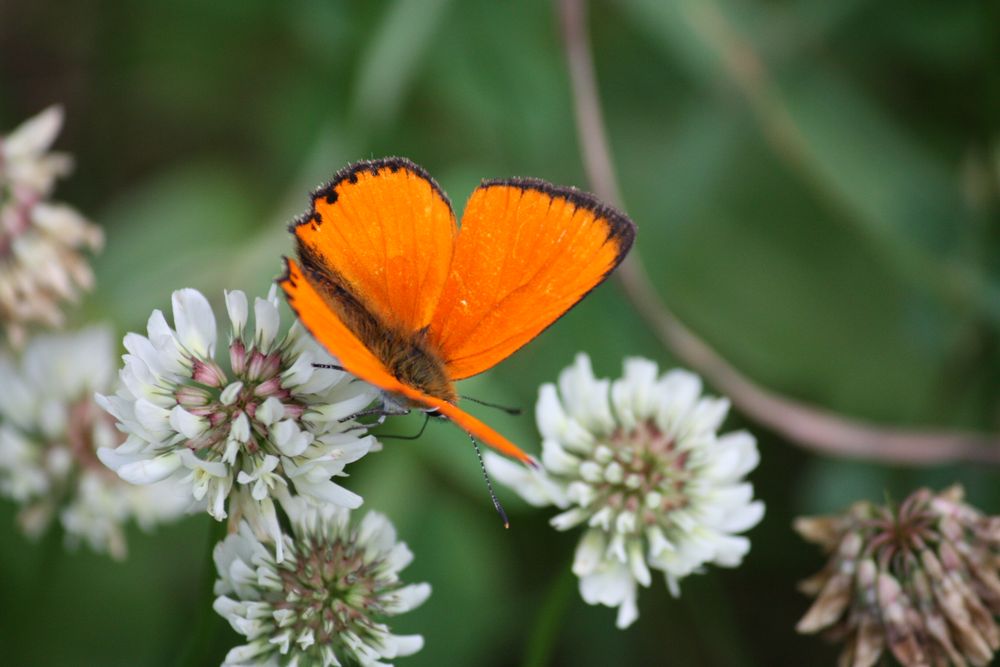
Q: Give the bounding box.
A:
[291,158,457,333]
[429,180,636,380]
[279,258,534,466]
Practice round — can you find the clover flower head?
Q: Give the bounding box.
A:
[97,287,379,559]
[0,106,102,346]
[0,325,186,558]
[486,353,764,628]
[214,497,430,667]
[796,485,1000,667]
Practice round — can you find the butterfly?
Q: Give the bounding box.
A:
[278,157,635,467]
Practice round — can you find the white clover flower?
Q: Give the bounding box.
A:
[214,498,430,667]
[0,325,186,559]
[0,106,102,347]
[486,353,764,628]
[96,287,379,558]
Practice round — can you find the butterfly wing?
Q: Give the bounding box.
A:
[290,157,457,333]
[429,179,636,380]
[279,258,535,466]
[279,257,406,393]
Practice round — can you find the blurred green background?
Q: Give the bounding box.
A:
[1,0,997,665]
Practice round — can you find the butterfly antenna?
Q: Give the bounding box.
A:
[379,412,432,441]
[460,395,522,416]
[469,434,510,529]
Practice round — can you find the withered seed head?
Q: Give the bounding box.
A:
[796,486,1000,667]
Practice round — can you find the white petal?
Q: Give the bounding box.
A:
[607,532,628,563]
[712,431,759,480]
[654,370,702,433]
[170,405,208,439]
[223,641,272,664]
[484,451,566,508]
[96,445,141,472]
[178,448,229,476]
[123,332,169,379]
[646,525,675,558]
[231,412,251,443]
[536,384,595,455]
[266,283,280,307]
[222,438,240,465]
[579,461,602,483]
[572,529,606,577]
[535,383,566,441]
[627,538,651,587]
[615,585,640,629]
[280,351,315,389]
[559,354,615,434]
[384,542,414,572]
[256,397,285,426]
[286,468,362,508]
[271,419,311,457]
[220,381,244,406]
[391,634,424,658]
[709,533,751,567]
[383,583,431,614]
[707,483,755,514]
[540,439,580,476]
[688,397,730,437]
[718,499,765,534]
[551,507,590,531]
[578,559,631,607]
[145,311,186,374]
[610,357,659,430]
[305,391,374,423]
[134,398,173,436]
[359,511,395,551]
[171,288,217,357]
[118,453,183,484]
[254,297,280,351]
[566,481,597,507]
[225,290,249,336]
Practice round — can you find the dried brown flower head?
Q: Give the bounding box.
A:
[795,486,1000,667]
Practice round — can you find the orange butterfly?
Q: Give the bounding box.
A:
[279,157,635,467]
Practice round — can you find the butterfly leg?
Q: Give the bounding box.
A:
[338,392,412,432]
[379,412,435,441]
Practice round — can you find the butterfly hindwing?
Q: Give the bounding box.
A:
[279,257,405,394]
[279,257,534,465]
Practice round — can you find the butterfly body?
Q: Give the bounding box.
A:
[280,157,635,465]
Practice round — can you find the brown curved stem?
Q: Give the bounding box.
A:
[557,0,1000,465]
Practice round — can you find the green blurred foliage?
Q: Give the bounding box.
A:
[0,0,997,664]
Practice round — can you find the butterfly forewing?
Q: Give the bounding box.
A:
[429,180,635,380]
[292,158,457,334]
